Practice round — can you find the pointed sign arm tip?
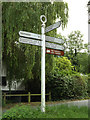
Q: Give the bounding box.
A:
[45,21,61,33]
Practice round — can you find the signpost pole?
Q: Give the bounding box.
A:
[40,15,47,112]
[19,15,63,113]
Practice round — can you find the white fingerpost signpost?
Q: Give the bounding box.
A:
[40,15,47,112]
[19,15,64,113]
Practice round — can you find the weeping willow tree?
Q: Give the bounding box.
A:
[2,2,68,92]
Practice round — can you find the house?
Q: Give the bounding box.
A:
[1,61,25,91]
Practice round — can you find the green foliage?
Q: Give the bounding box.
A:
[46,73,88,100]
[64,30,88,74]
[65,52,89,74]
[53,57,74,76]
[88,54,90,73]
[84,43,88,50]
[54,57,73,70]
[66,30,84,53]
[46,57,88,100]
[76,53,88,74]
[2,2,68,91]
[2,104,88,119]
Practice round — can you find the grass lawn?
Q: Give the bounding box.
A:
[2,103,88,119]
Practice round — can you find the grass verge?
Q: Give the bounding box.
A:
[2,104,88,119]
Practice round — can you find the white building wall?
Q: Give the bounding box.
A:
[1,81,25,91]
[1,62,25,91]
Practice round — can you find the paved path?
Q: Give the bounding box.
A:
[48,99,90,108]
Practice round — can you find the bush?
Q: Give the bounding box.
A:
[71,74,88,99]
[53,57,74,76]
[46,73,88,100]
[46,57,88,100]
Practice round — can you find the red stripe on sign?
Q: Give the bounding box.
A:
[46,48,64,56]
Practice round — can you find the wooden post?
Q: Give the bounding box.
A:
[28,92,30,103]
[49,91,51,101]
[4,93,6,104]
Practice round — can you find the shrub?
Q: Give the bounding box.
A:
[46,73,88,100]
[46,57,88,100]
[53,57,74,76]
[70,74,88,99]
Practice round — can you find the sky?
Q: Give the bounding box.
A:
[57,0,88,44]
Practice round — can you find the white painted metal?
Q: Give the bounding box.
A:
[19,31,41,40]
[19,37,42,46]
[19,31,64,44]
[46,42,64,50]
[19,37,64,51]
[40,15,47,24]
[45,21,61,33]
[40,15,46,113]
[19,15,64,114]
[45,36,64,44]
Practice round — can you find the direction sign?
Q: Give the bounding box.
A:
[45,21,61,33]
[19,31,64,44]
[19,37,41,46]
[19,31,41,40]
[45,36,64,44]
[19,15,64,113]
[19,37,64,51]
[46,48,64,56]
[46,42,64,51]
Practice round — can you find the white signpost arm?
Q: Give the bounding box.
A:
[40,15,47,113]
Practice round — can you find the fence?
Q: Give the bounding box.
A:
[2,92,51,104]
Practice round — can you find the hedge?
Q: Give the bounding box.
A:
[46,73,88,100]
